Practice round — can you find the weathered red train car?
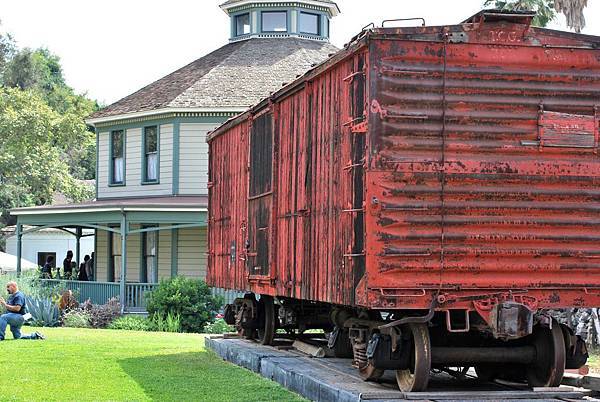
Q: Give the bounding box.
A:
[207,10,600,391]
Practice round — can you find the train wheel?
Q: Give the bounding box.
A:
[257,295,276,345]
[526,319,566,388]
[236,294,257,340]
[395,323,431,392]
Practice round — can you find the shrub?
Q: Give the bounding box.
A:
[108,315,151,331]
[145,277,223,333]
[150,312,181,333]
[81,297,121,328]
[26,296,60,327]
[63,310,91,328]
[203,318,235,334]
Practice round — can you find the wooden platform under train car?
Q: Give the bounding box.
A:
[206,336,594,402]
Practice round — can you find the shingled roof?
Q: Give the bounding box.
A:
[89,37,338,121]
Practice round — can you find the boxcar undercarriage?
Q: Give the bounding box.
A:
[224,294,588,392]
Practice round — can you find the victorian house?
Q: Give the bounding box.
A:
[11,0,340,310]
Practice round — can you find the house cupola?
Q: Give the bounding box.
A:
[220,0,340,42]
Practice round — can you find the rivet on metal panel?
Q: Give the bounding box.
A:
[448,31,468,43]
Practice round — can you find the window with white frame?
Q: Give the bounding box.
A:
[143,229,158,283]
[300,12,320,35]
[111,232,121,282]
[111,130,124,184]
[262,11,287,32]
[235,13,250,36]
[144,126,158,183]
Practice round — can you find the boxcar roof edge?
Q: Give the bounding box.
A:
[206,9,600,142]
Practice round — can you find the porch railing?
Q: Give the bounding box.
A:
[41,279,120,305]
[40,279,243,311]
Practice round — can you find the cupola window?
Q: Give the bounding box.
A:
[300,12,320,35]
[235,13,250,36]
[262,11,287,32]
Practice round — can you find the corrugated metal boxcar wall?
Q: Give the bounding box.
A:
[364,20,600,309]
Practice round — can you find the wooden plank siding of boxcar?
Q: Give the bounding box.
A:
[364,24,600,309]
[207,123,248,292]
[208,50,369,306]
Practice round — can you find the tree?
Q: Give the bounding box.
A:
[0,88,94,224]
[483,0,588,32]
[2,47,99,180]
[0,21,15,74]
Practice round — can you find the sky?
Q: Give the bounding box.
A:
[1,0,598,106]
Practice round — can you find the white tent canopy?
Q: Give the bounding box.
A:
[0,252,38,274]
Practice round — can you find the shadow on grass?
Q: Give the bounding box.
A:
[118,351,301,402]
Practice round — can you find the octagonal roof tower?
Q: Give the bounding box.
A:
[221,0,340,42]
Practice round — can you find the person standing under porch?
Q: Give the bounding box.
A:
[62,250,74,279]
[0,282,44,341]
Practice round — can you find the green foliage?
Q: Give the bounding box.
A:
[62,309,91,328]
[145,277,224,333]
[149,312,181,333]
[0,22,15,74]
[0,27,99,225]
[80,298,122,329]
[0,271,60,300]
[0,87,95,223]
[483,0,556,27]
[108,315,151,331]
[203,318,235,334]
[25,296,60,327]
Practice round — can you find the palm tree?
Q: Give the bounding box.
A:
[484,0,587,32]
[554,0,587,32]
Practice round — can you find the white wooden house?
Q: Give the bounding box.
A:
[10,0,340,310]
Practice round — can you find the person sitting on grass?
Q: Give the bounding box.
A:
[0,281,44,341]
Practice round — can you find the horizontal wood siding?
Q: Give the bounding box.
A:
[178,227,207,279]
[97,124,173,199]
[96,230,109,281]
[179,123,219,195]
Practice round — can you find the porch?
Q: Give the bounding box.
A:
[12,196,242,313]
[40,279,241,311]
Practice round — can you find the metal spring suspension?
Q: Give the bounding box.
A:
[352,341,368,368]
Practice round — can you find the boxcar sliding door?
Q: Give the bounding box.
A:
[247,112,274,278]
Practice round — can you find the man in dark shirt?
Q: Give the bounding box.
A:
[0,281,44,340]
[63,250,74,279]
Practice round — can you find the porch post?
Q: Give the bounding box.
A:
[120,212,128,314]
[75,227,82,272]
[16,223,22,277]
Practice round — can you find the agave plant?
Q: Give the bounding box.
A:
[26,296,60,327]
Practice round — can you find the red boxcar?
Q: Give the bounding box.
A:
[207,10,600,391]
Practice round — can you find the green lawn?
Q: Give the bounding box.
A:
[0,326,305,402]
